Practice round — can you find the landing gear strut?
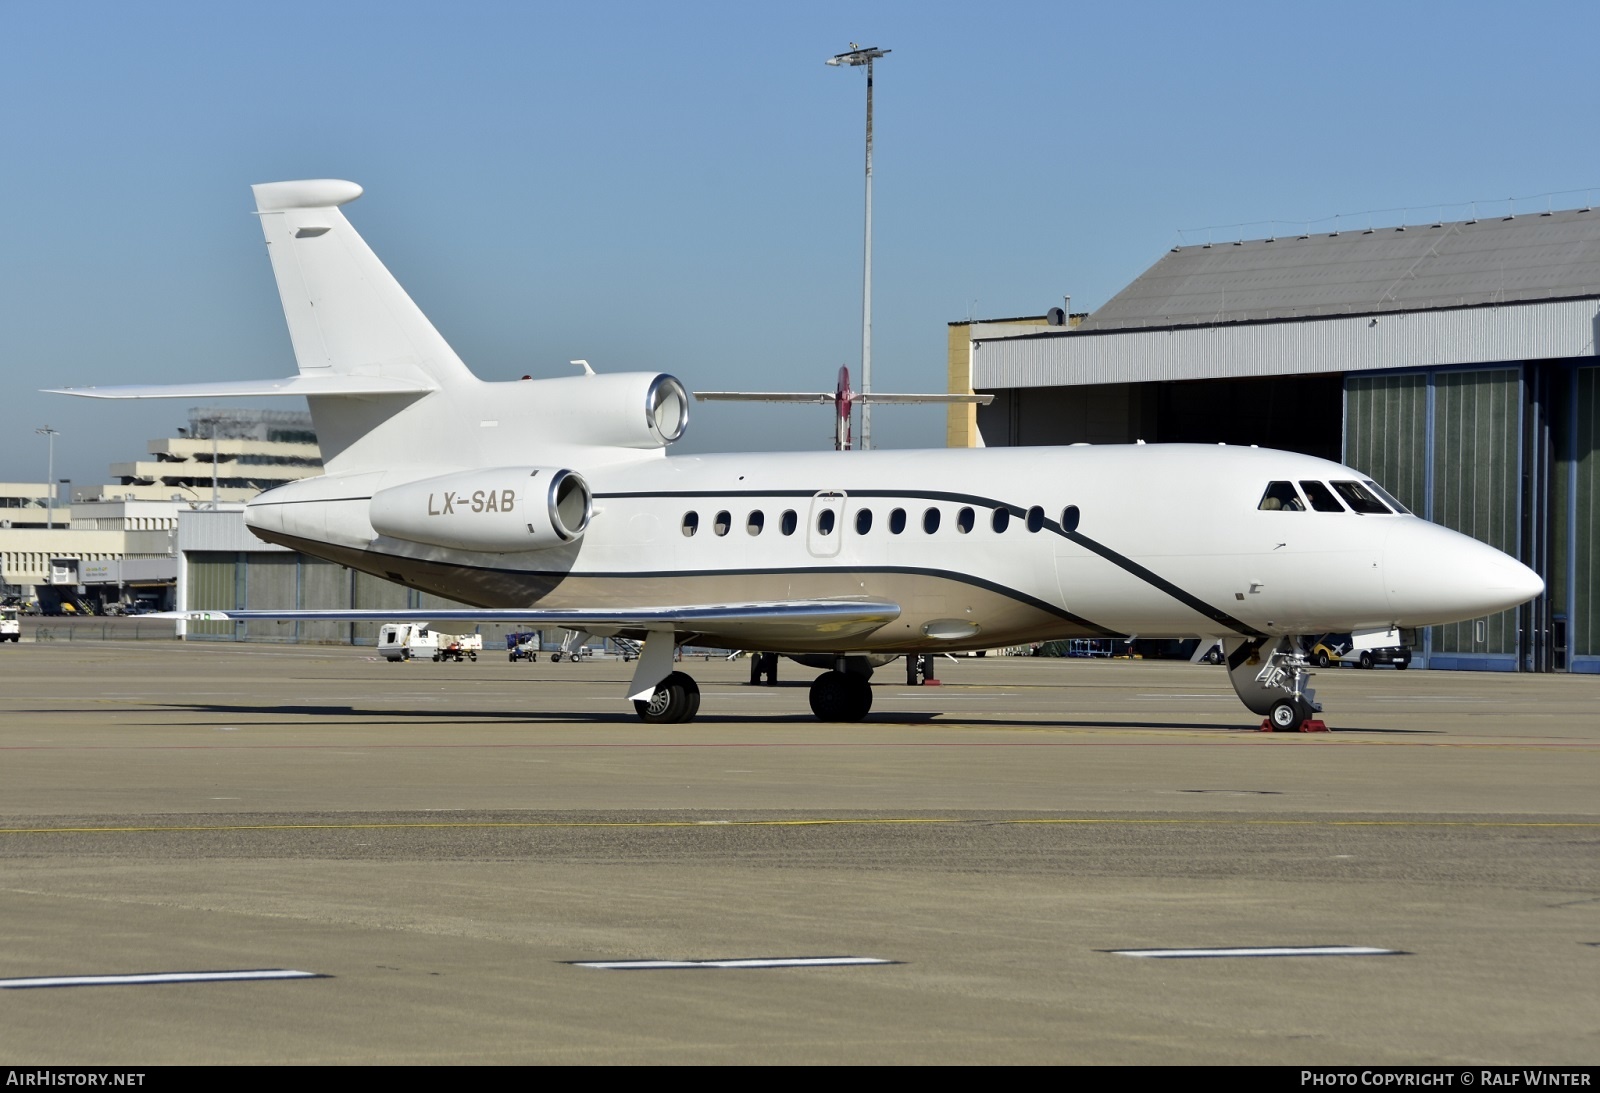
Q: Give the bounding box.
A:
[1223,637,1328,732]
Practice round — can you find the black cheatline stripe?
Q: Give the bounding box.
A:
[1062,530,1265,638]
[595,488,1256,633]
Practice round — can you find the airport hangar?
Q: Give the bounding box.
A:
[947,206,1600,675]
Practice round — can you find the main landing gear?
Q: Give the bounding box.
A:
[808,669,873,722]
[634,671,701,724]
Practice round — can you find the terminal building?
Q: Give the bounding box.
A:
[0,408,322,612]
[949,206,1600,674]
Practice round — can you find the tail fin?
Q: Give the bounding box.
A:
[252,180,477,390]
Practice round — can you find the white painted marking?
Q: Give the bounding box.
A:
[214,726,239,732]
[881,694,1018,700]
[1111,946,1400,959]
[1,969,324,989]
[1136,694,1236,699]
[571,956,895,970]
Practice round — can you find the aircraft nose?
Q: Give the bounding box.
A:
[1383,520,1544,624]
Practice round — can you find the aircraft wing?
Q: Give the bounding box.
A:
[694,391,836,403]
[853,393,994,405]
[156,598,901,648]
[693,391,993,405]
[46,375,435,399]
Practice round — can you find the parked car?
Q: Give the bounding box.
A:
[1306,634,1411,670]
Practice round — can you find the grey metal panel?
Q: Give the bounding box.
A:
[973,298,1600,389]
[185,553,238,640]
[177,510,290,553]
[1574,368,1599,655]
[122,558,177,582]
[244,554,299,643]
[298,558,351,644]
[1345,375,1428,512]
[1430,370,1521,656]
[351,570,409,646]
[1080,209,1600,331]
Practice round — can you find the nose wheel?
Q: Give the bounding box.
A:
[1268,696,1318,731]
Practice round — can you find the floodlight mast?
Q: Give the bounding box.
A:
[827,44,889,450]
[35,426,59,530]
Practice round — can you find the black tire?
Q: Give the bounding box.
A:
[1269,698,1301,731]
[634,671,700,724]
[809,671,872,722]
[1359,652,1374,669]
[1395,660,1408,670]
[1313,651,1330,668]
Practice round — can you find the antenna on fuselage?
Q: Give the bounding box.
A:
[570,359,596,376]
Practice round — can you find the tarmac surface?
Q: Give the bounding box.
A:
[0,636,1596,1065]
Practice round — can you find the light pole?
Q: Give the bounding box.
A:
[35,426,59,530]
[827,43,889,450]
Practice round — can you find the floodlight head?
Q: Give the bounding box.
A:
[827,46,889,67]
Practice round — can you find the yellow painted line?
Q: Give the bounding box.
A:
[0,816,1596,836]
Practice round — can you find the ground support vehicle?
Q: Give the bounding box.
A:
[0,606,19,643]
[377,623,481,663]
[507,631,540,662]
[1306,634,1411,670]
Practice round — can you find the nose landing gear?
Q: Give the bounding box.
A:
[1223,637,1329,732]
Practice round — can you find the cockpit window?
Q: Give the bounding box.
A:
[1258,482,1305,511]
[1330,480,1392,514]
[1364,479,1412,515]
[1298,480,1345,513]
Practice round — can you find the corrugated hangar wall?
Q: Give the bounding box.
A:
[182,550,534,650]
[1345,362,1600,671]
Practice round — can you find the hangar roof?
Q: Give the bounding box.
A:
[1079,206,1600,331]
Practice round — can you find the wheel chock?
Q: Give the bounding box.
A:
[1259,718,1331,733]
[922,679,942,686]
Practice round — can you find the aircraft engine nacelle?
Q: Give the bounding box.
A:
[369,467,592,553]
[512,372,689,449]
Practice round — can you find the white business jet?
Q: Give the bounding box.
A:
[53,180,1543,729]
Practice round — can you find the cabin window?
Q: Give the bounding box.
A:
[956,507,975,534]
[817,509,836,535]
[992,508,1010,533]
[1331,480,1392,514]
[923,507,941,533]
[681,512,699,537]
[1060,505,1080,533]
[1026,506,1044,532]
[1298,481,1345,513]
[856,509,873,535]
[781,509,797,535]
[1364,479,1411,515]
[714,510,731,536]
[889,508,907,534]
[1258,482,1305,511]
[747,510,765,535]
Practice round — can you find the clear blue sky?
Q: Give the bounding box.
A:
[4,0,1598,489]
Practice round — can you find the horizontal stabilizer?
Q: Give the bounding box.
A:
[157,599,902,647]
[695,391,992,405]
[47,375,435,400]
